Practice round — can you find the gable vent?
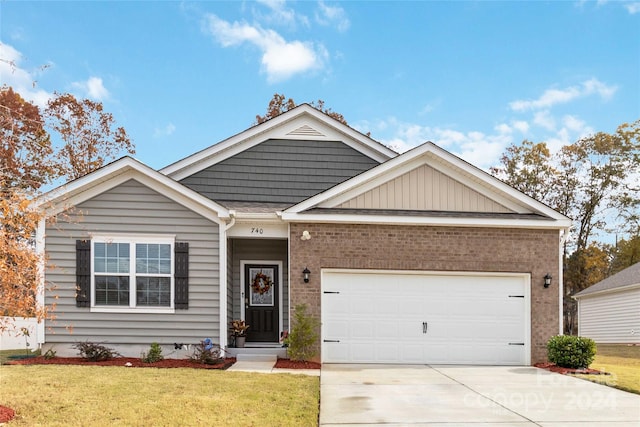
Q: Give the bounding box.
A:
[287,125,325,137]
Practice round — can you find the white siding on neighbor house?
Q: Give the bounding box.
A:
[337,164,511,212]
[44,179,221,346]
[578,287,640,343]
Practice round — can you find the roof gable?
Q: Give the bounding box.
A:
[37,157,229,223]
[574,262,640,298]
[160,104,397,181]
[283,142,572,229]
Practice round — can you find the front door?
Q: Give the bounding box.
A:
[245,264,279,342]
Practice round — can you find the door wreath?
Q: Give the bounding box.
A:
[251,271,273,295]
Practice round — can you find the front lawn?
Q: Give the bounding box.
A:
[575,344,640,395]
[0,364,319,426]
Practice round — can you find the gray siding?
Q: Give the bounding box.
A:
[231,239,288,332]
[44,179,221,346]
[180,139,380,204]
[578,288,640,343]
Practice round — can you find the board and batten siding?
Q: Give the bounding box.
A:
[180,139,380,204]
[578,288,640,343]
[338,164,511,212]
[44,179,221,348]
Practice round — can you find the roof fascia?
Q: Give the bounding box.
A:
[160,104,397,180]
[573,283,640,299]
[280,211,572,229]
[38,157,229,223]
[285,142,571,223]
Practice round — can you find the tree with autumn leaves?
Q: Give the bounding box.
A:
[491,120,640,334]
[0,85,134,331]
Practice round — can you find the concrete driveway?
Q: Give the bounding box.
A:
[320,364,640,426]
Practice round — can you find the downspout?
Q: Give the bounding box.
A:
[219,211,236,350]
[559,227,569,335]
[35,218,46,348]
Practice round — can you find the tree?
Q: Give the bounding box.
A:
[1,87,54,191]
[491,120,640,334]
[0,85,135,330]
[46,93,133,180]
[255,93,348,125]
[609,234,640,275]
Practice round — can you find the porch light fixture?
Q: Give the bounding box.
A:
[301,230,311,241]
[543,274,552,288]
[303,267,311,283]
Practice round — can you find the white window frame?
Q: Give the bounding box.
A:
[90,234,176,314]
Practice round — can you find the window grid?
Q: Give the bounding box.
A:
[92,238,173,309]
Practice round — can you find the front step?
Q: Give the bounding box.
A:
[226,346,287,360]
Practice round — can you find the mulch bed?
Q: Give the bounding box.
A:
[5,356,236,370]
[0,405,15,424]
[274,358,321,369]
[534,362,610,375]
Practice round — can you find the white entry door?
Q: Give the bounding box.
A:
[322,270,530,365]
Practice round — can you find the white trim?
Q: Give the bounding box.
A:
[281,212,572,229]
[240,260,284,342]
[320,269,531,366]
[160,105,396,180]
[559,229,567,335]
[37,157,229,224]
[285,142,571,227]
[573,283,640,299]
[90,234,176,313]
[219,219,232,349]
[35,218,46,345]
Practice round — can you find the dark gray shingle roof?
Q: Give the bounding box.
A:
[574,262,640,298]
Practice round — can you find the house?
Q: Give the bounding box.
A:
[36,104,571,365]
[573,262,640,344]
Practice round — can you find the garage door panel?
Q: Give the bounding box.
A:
[322,271,529,365]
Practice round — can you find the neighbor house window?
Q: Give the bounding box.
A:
[92,236,174,310]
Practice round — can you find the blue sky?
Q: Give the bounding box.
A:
[1,1,638,171]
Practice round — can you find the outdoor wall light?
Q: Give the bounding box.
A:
[301,230,311,241]
[544,274,552,288]
[303,267,311,283]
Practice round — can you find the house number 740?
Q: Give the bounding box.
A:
[251,228,264,235]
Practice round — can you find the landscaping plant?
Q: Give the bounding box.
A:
[189,339,223,364]
[141,342,164,363]
[284,304,320,361]
[547,335,596,369]
[73,341,121,362]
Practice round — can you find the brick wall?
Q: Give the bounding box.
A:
[289,222,560,364]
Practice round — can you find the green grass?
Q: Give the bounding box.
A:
[575,344,640,395]
[0,364,319,426]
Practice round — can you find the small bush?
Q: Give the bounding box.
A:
[189,339,222,365]
[547,335,596,369]
[284,304,320,362]
[73,341,121,362]
[43,348,57,360]
[141,342,164,363]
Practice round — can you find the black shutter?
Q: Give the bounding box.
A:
[76,240,91,307]
[174,242,189,309]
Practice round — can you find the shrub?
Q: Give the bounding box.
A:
[284,304,319,361]
[547,335,596,369]
[141,342,164,363]
[43,348,57,360]
[73,341,121,362]
[189,339,223,365]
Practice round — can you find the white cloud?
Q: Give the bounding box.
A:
[495,123,512,134]
[0,42,52,107]
[626,2,640,13]
[154,122,176,138]
[534,110,556,131]
[315,1,350,32]
[255,0,309,28]
[509,78,617,111]
[72,76,109,100]
[202,13,327,82]
[512,120,530,134]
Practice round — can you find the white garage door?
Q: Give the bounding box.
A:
[322,270,530,365]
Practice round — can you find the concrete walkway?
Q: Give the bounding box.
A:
[227,359,320,376]
[320,364,640,426]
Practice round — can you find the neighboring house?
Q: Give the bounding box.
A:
[36,105,571,365]
[573,262,640,344]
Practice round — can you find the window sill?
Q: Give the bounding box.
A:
[90,307,176,314]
